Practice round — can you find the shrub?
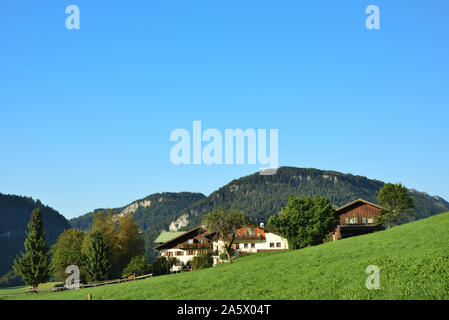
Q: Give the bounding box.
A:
[0,270,24,288]
[219,247,235,261]
[122,255,151,278]
[152,256,179,275]
[192,251,213,270]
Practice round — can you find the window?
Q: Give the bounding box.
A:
[235,243,240,249]
[187,250,195,256]
[270,242,274,248]
[251,243,255,248]
[362,217,367,224]
[345,217,350,224]
[247,229,255,236]
[276,242,281,248]
[176,251,184,256]
[188,239,193,244]
[166,251,173,257]
[244,243,248,248]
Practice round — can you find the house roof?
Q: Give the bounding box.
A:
[154,226,207,250]
[154,231,186,244]
[336,198,383,213]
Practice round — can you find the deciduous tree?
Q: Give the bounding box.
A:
[267,195,338,249]
[202,208,248,263]
[377,183,415,227]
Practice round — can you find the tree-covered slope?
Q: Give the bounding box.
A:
[0,193,71,277]
[182,167,449,228]
[69,192,206,261]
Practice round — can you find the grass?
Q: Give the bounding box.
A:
[3,212,449,300]
[0,282,62,297]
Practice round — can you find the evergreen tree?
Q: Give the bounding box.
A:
[85,231,112,282]
[13,207,50,290]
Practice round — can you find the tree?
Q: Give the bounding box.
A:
[85,231,112,282]
[13,207,51,290]
[202,208,248,263]
[82,210,121,278]
[116,214,145,273]
[152,256,178,276]
[377,183,415,227]
[122,255,151,278]
[191,251,213,270]
[267,195,338,250]
[50,229,86,282]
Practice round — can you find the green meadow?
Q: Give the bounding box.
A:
[3,212,449,300]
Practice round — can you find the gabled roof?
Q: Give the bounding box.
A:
[336,198,383,213]
[154,231,186,244]
[154,226,207,250]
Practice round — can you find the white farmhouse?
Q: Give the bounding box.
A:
[154,224,289,272]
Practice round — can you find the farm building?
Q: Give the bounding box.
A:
[154,224,289,272]
[332,199,385,241]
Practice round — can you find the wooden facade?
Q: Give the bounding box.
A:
[333,199,385,240]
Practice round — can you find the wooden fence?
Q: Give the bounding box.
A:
[23,273,153,294]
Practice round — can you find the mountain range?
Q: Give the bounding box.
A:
[68,167,449,262]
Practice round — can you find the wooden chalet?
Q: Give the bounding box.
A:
[332,199,385,241]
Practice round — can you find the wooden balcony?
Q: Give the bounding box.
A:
[234,234,265,241]
[176,243,212,249]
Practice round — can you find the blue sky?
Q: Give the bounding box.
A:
[1,1,448,219]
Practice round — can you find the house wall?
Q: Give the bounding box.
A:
[159,248,203,272]
[333,202,383,241]
[338,203,381,225]
[212,232,289,257]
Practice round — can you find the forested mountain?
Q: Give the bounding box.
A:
[69,192,206,261]
[0,193,71,277]
[69,167,449,262]
[181,167,449,228]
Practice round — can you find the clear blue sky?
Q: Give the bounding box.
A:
[1,1,448,219]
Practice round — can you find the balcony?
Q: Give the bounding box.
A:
[234,235,265,241]
[176,243,212,249]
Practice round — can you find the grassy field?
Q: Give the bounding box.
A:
[3,211,449,300]
[0,282,62,297]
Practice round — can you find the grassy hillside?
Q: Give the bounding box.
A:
[5,211,449,300]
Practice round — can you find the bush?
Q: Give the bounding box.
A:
[192,251,213,270]
[219,247,235,261]
[0,270,24,288]
[152,256,178,275]
[122,255,151,278]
